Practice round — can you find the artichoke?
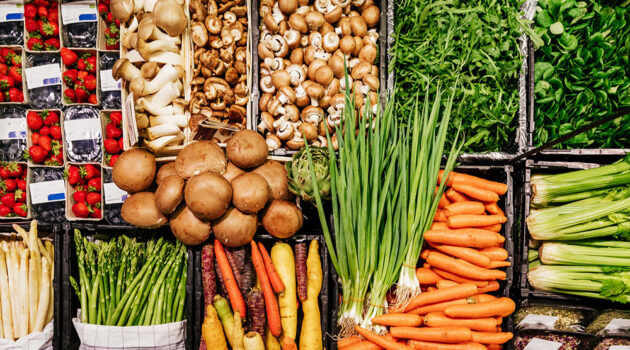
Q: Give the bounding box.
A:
[286,147,331,202]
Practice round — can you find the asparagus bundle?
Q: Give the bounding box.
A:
[0,221,54,340]
[69,229,187,326]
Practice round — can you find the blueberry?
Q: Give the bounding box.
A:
[64,106,102,163]
[100,53,122,109]
[26,54,62,109]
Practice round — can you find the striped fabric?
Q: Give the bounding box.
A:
[0,321,53,350]
[72,319,186,350]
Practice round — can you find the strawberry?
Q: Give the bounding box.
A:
[47,10,58,24]
[1,179,16,192]
[0,93,4,102]
[49,125,62,140]
[53,149,63,164]
[40,21,59,37]
[77,70,88,81]
[0,63,7,75]
[118,137,124,152]
[110,112,122,126]
[0,75,14,90]
[104,138,120,154]
[75,86,88,103]
[106,123,122,139]
[8,66,21,83]
[8,88,23,102]
[44,155,61,166]
[1,193,15,207]
[27,37,44,51]
[108,154,119,167]
[31,131,39,145]
[38,135,52,151]
[16,179,26,190]
[0,205,11,217]
[88,178,101,192]
[0,166,9,179]
[72,202,89,218]
[39,126,50,136]
[60,48,78,66]
[88,94,97,104]
[64,88,76,103]
[25,18,39,32]
[28,145,48,163]
[83,74,96,91]
[63,69,77,87]
[27,111,43,130]
[44,38,60,50]
[73,190,87,203]
[66,171,80,185]
[43,110,59,125]
[5,163,22,178]
[37,6,48,19]
[89,206,102,218]
[14,189,26,203]
[8,53,20,67]
[86,56,96,73]
[84,164,99,179]
[24,3,37,18]
[98,2,108,16]
[86,192,101,205]
[13,203,27,217]
[76,57,86,71]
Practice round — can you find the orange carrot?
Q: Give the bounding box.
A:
[250,240,282,337]
[424,312,497,332]
[434,209,448,222]
[344,340,383,350]
[438,190,451,209]
[452,183,500,203]
[421,251,506,281]
[282,336,298,350]
[478,224,502,232]
[430,222,451,231]
[436,280,459,289]
[455,259,506,280]
[408,294,497,315]
[478,248,508,261]
[214,240,247,319]
[355,326,413,350]
[390,326,472,343]
[495,317,503,325]
[444,297,516,318]
[416,268,442,285]
[372,313,423,327]
[446,215,506,229]
[403,283,478,312]
[424,229,505,248]
[438,170,457,187]
[485,345,502,350]
[257,242,285,293]
[427,286,438,292]
[408,340,487,350]
[446,189,470,203]
[428,244,491,267]
[448,173,508,195]
[487,261,511,269]
[475,281,500,294]
[484,203,504,216]
[339,336,362,349]
[444,202,485,217]
[471,332,513,344]
[431,268,489,288]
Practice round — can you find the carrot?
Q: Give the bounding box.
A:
[446,189,470,203]
[424,312,497,332]
[201,244,217,307]
[444,297,515,318]
[257,242,285,294]
[444,202,485,217]
[486,261,511,269]
[294,242,308,301]
[483,203,504,216]
[478,224,501,233]
[470,332,513,344]
[421,251,506,281]
[438,190,451,209]
[403,283,478,312]
[438,170,456,187]
[372,313,423,327]
[407,340,487,350]
[354,326,413,350]
[495,317,503,325]
[436,280,459,289]
[428,244,491,268]
[246,289,265,336]
[427,286,438,292]
[434,209,447,222]
[214,240,247,319]
[408,294,496,315]
[430,222,451,231]
[485,345,502,350]
[478,248,507,261]
[338,336,362,349]
[475,281,500,294]
[449,173,507,195]
[416,268,442,285]
[250,241,282,337]
[424,229,504,248]
[451,183,499,203]
[446,215,506,229]
[391,326,472,343]
[281,336,298,350]
[431,268,488,288]
[344,340,383,350]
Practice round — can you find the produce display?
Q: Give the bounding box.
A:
[60,48,98,105]
[26,109,64,166]
[0,162,28,218]
[24,0,61,52]
[0,47,25,103]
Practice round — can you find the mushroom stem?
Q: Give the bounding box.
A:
[145,132,185,153]
[146,123,183,140]
[149,114,188,127]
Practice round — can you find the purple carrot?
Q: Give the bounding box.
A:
[295,242,308,302]
[201,244,217,307]
[247,289,266,335]
[225,248,245,292]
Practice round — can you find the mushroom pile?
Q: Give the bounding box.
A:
[257,0,380,151]
[189,0,250,141]
[113,130,304,247]
[110,0,190,156]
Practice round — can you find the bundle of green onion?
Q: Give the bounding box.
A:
[69,229,187,326]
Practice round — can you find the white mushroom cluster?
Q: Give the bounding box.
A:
[189,0,249,140]
[257,0,380,151]
[110,0,189,156]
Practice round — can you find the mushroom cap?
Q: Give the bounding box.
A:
[175,141,227,179]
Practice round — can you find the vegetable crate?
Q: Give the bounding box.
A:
[327,164,516,350]
[0,222,62,349]
[61,223,194,349]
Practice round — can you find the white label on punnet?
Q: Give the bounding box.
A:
[25,64,62,89]
[523,338,562,350]
[605,318,630,332]
[100,70,121,92]
[64,119,102,142]
[30,180,66,204]
[103,182,128,204]
[61,1,97,24]
[0,118,26,140]
[610,346,630,350]
[518,314,559,329]
[0,2,23,21]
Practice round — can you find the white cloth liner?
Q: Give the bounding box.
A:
[0,320,54,350]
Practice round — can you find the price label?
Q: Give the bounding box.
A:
[25,64,62,90]
[124,92,138,147]
[61,1,97,25]
[30,180,66,204]
[518,314,559,329]
[523,338,562,350]
[0,118,26,140]
[0,2,23,21]
[64,119,102,142]
[605,318,630,332]
[100,69,121,92]
[103,182,128,204]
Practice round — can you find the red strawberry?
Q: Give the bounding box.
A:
[83,74,96,91]
[14,189,26,203]
[73,190,87,203]
[0,205,11,217]
[108,154,119,167]
[88,177,101,192]
[0,166,9,179]
[0,75,14,91]
[89,206,102,218]
[5,163,22,178]
[64,88,76,103]
[75,87,88,103]
[86,192,101,205]
[86,56,96,73]
[27,111,43,130]
[38,135,52,151]
[27,37,44,51]
[63,69,77,87]
[77,70,88,81]
[0,93,4,102]
[37,6,48,19]
[60,48,78,66]
[2,179,16,192]
[43,110,59,125]
[106,123,122,139]
[39,126,50,136]
[44,155,61,166]
[53,149,63,164]
[118,137,124,151]
[0,48,8,61]
[88,94,97,104]
[8,88,23,102]
[13,203,27,217]
[44,38,60,50]
[98,2,108,15]
[1,193,15,207]
[8,66,21,83]
[49,125,62,140]
[24,3,37,18]
[16,179,26,190]
[84,164,99,179]
[104,138,120,154]
[75,184,87,192]
[47,10,58,24]
[66,170,80,185]
[109,112,122,126]
[72,202,89,218]
[0,63,7,75]
[25,18,39,32]
[76,57,86,71]
[28,145,47,163]
[41,21,59,37]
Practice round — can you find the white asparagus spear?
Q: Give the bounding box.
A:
[6,243,19,335]
[17,249,28,338]
[0,249,14,340]
[33,259,50,333]
[28,252,38,333]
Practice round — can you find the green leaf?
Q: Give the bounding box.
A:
[559,32,578,51]
[550,22,564,34]
[536,10,554,28]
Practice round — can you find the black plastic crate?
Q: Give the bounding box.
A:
[192,231,331,349]
[61,223,194,350]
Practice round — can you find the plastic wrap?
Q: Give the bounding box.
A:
[514,331,588,350]
[587,310,630,337]
[0,1,24,45]
[0,106,27,161]
[25,54,62,109]
[29,167,66,222]
[514,304,592,333]
[60,1,97,48]
[102,168,127,225]
[99,52,121,109]
[63,106,102,162]
[594,337,630,350]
